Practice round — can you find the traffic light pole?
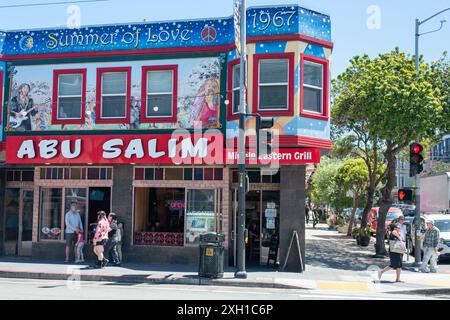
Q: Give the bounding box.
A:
[235,0,247,279]
[414,18,422,267]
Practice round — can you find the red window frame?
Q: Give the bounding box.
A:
[300,54,330,120]
[141,65,178,123]
[252,52,295,117]
[227,59,240,120]
[52,69,87,125]
[95,67,132,124]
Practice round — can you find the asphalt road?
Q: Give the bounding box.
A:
[0,278,438,300]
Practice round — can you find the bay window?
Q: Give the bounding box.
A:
[252,53,294,116]
[300,54,329,120]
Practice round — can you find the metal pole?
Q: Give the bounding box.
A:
[235,0,247,279]
[414,18,422,267]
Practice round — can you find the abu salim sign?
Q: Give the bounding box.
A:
[5,134,321,165]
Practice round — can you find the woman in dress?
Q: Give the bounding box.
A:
[378,223,404,282]
[92,211,111,269]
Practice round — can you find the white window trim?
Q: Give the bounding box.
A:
[303,61,324,114]
[146,70,174,119]
[232,64,241,115]
[100,72,128,120]
[258,59,290,111]
[57,74,83,121]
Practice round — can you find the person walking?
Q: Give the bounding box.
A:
[64,202,83,263]
[117,222,124,263]
[378,223,405,283]
[104,213,121,266]
[420,220,441,273]
[93,211,111,269]
[305,206,310,225]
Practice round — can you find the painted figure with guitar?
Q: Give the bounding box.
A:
[9,83,48,131]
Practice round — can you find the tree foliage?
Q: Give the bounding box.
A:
[332,49,447,255]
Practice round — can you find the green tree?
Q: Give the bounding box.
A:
[334,158,371,236]
[332,49,446,256]
[310,157,352,211]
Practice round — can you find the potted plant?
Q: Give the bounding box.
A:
[358,227,372,247]
[352,227,371,246]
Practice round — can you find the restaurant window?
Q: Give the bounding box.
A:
[134,188,185,246]
[40,188,63,240]
[96,67,131,123]
[185,189,215,245]
[134,167,223,182]
[52,69,86,124]
[253,53,294,117]
[300,54,329,120]
[141,65,178,123]
[40,167,111,181]
[6,170,34,182]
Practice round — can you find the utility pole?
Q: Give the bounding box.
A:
[235,0,247,279]
[414,8,449,266]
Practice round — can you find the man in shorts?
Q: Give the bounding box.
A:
[65,202,83,263]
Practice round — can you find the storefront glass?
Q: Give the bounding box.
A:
[40,188,63,240]
[64,188,88,239]
[185,189,215,245]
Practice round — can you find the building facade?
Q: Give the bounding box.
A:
[0,5,332,268]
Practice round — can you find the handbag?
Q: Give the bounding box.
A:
[389,239,407,254]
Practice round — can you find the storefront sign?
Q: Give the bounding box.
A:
[225,148,321,165]
[6,133,224,165]
[6,135,321,165]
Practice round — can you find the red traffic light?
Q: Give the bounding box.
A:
[411,143,423,154]
[398,189,413,202]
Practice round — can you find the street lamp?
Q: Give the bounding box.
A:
[413,7,449,267]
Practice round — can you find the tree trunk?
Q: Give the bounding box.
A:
[375,146,397,257]
[347,196,359,236]
[360,185,375,228]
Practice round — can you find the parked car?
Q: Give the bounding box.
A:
[409,213,450,262]
[369,207,403,237]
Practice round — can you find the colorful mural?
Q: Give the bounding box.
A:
[0,6,331,57]
[6,57,221,132]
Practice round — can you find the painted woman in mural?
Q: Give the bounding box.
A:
[190,78,219,128]
[9,83,38,131]
[130,96,141,129]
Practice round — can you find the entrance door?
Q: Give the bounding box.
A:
[231,189,280,266]
[3,188,34,256]
[88,188,111,240]
[20,190,34,256]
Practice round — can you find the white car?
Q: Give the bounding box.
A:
[410,213,450,261]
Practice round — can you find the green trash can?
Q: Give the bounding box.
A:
[198,232,225,279]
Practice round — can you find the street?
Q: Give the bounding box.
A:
[0,278,438,300]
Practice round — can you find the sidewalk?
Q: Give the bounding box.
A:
[1,225,449,296]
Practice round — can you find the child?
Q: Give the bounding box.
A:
[75,228,85,263]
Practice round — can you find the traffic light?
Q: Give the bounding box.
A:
[256,117,274,157]
[398,189,413,202]
[409,143,424,177]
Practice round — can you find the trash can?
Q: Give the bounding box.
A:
[198,232,225,279]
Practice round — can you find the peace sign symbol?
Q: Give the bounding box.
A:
[201,26,217,43]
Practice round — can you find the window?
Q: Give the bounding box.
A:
[96,67,131,123]
[6,170,34,182]
[40,167,112,181]
[40,188,63,240]
[134,188,185,246]
[185,189,215,245]
[227,60,242,120]
[253,53,294,116]
[300,54,329,120]
[134,167,223,182]
[52,69,86,124]
[141,65,178,123]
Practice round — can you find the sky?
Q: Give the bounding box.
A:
[0,0,449,77]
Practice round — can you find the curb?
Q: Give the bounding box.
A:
[0,270,302,290]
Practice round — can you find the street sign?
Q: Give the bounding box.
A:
[233,0,242,57]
